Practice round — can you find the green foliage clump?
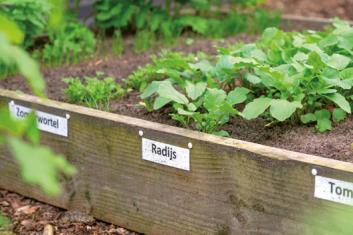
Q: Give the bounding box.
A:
[0,0,51,48]
[94,0,280,52]
[221,19,353,132]
[0,20,44,95]
[126,19,353,135]
[41,21,96,65]
[0,0,51,77]
[64,74,125,111]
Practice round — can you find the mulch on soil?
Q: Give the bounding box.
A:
[0,189,141,235]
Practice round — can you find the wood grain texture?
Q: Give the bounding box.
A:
[1,89,353,235]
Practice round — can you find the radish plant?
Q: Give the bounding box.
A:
[130,19,353,134]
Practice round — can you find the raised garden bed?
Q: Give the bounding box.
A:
[1,16,353,234]
[1,88,353,234]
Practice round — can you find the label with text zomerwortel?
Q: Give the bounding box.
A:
[314,176,353,206]
[9,102,68,137]
[142,138,190,171]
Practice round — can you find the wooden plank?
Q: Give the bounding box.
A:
[1,89,353,234]
[281,15,353,31]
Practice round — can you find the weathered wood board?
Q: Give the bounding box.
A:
[280,15,353,31]
[1,89,353,235]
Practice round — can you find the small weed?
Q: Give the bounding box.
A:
[112,30,124,56]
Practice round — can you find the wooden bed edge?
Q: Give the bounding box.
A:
[2,88,352,173]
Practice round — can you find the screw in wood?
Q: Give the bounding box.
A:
[9,100,15,106]
[139,130,144,137]
[311,168,318,176]
[66,114,71,119]
[188,142,193,149]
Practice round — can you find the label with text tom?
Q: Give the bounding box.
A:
[314,176,353,206]
[141,138,190,171]
[9,102,68,137]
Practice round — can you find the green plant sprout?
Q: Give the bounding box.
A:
[41,21,96,65]
[64,73,125,111]
[112,29,124,55]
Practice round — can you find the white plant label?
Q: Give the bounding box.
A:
[314,176,353,206]
[9,102,68,137]
[142,138,190,171]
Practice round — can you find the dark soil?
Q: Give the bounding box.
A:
[0,189,141,235]
[265,0,353,20]
[1,34,352,162]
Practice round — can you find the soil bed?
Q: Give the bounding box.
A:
[0,189,140,235]
[1,34,352,162]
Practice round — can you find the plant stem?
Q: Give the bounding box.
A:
[165,0,171,17]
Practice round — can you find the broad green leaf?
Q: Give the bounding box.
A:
[189,60,212,73]
[229,57,258,66]
[158,81,189,105]
[0,14,24,45]
[8,137,76,196]
[293,52,308,61]
[187,103,197,111]
[316,119,332,132]
[315,109,331,119]
[216,55,237,69]
[300,113,316,124]
[325,93,351,113]
[245,73,261,84]
[204,88,226,111]
[269,100,302,121]
[319,35,338,48]
[332,108,347,122]
[153,96,171,110]
[316,118,332,132]
[307,51,326,70]
[326,54,351,70]
[0,35,45,96]
[212,130,230,137]
[176,15,208,34]
[227,87,251,105]
[177,108,195,116]
[261,27,278,43]
[24,112,40,145]
[241,97,271,120]
[340,68,353,79]
[314,109,332,132]
[217,55,257,69]
[219,102,238,116]
[140,81,160,99]
[250,49,267,62]
[185,81,207,100]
